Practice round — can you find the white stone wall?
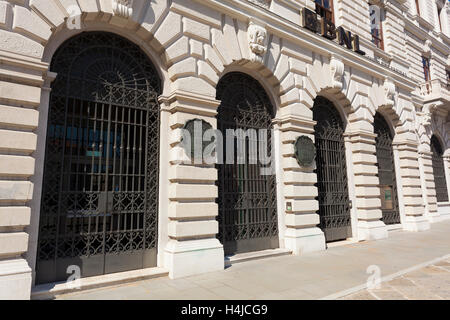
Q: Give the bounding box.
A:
[0,0,447,300]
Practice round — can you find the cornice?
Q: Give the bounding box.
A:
[404,17,449,56]
[199,0,416,91]
[417,16,435,31]
[384,0,407,20]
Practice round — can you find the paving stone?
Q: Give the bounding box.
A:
[387,277,416,287]
[340,291,377,300]
[369,288,407,300]
[54,221,450,300]
[421,265,448,275]
[208,285,253,300]
[388,283,442,300]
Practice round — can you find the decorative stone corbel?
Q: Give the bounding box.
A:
[416,104,436,134]
[248,20,268,64]
[421,109,433,129]
[112,0,133,18]
[423,39,432,57]
[384,77,396,107]
[330,55,344,90]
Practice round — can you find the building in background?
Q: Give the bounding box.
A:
[0,0,449,299]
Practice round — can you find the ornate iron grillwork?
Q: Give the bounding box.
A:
[36,32,161,284]
[313,96,352,242]
[216,72,278,255]
[374,113,401,225]
[431,135,449,203]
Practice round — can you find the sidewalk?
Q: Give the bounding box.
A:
[55,220,450,300]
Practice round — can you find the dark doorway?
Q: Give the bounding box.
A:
[431,135,449,203]
[374,113,401,225]
[36,32,161,284]
[216,72,279,255]
[313,96,352,242]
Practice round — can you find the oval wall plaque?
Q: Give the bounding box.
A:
[294,135,316,167]
[182,119,214,160]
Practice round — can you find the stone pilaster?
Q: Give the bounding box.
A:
[394,141,430,231]
[347,131,388,241]
[277,111,325,255]
[0,49,48,299]
[418,151,440,222]
[159,91,224,279]
[27,71,57,286]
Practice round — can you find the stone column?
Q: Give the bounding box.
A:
[159,91,224,279]
[347,131,388,241]
[418,151,440,222]
[278,112,325,255]
[0,50,48,299]
[394,141,430,231]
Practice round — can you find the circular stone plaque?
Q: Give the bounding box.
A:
[182,119,214,160]
[294,136,316,167]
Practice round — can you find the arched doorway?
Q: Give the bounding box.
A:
[431,135,449,203]
[313,96,352,242]
[374,112,401,225]
[36,32,161,284]
[216,72,278,255]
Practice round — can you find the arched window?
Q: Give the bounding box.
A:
[431,135,449,203]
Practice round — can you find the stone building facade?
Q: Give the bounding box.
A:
[0,0,449,300]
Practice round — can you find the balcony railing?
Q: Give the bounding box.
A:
[419,79,450,102]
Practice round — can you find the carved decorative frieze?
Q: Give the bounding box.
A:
[112,0,133,18]
[248,20,268,63]
[330,55,344,90]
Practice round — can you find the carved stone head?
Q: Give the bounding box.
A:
[384,77,396,107]
[330,55,344,90]
[248,21,268,63]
